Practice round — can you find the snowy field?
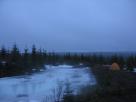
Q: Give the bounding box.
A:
[0,65,96,102]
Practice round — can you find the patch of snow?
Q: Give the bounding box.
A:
[133,68,136,72]
[79,63,83,65]
[56,64,74,68]
[32,69,36,71]
[1,61,6,64]
[0,61,7,66]
[0,64,96,102]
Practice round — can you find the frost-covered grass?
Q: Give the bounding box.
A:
[0,64,96,102]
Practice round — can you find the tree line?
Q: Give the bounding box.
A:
[0,44,47,77]
[62,53,136,70]
[0,44,136,77]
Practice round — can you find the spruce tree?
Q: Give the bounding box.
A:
[31,45,37,66]
[0,46,7,60]
[11,44,20,63]
[126,56,135,71]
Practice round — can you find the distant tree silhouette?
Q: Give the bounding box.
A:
[10,44,20,63]
[31,44,37,65]
[126,56,135,71]
[0,46,7,60]
[22,48,29,69]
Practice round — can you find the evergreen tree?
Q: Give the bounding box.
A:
[118,56,125,69]
[11,44,20,63]
[32,45,36,56]
[126,56,135,71]
[0,46,7,60]
[110,55,118,64]
[31,45,37,66]
[23,48,29,66]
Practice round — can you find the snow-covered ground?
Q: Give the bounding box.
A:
[0,65,96,102]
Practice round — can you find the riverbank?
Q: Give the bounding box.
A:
[67,65,136,102]
[92,65,136,101]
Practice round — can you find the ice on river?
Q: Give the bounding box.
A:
[0,65,96,102]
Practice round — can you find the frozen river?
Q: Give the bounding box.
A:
[0,65,96,102]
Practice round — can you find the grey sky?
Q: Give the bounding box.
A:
[0,0,136,52]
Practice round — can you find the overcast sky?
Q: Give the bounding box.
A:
[0,0,136,52]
